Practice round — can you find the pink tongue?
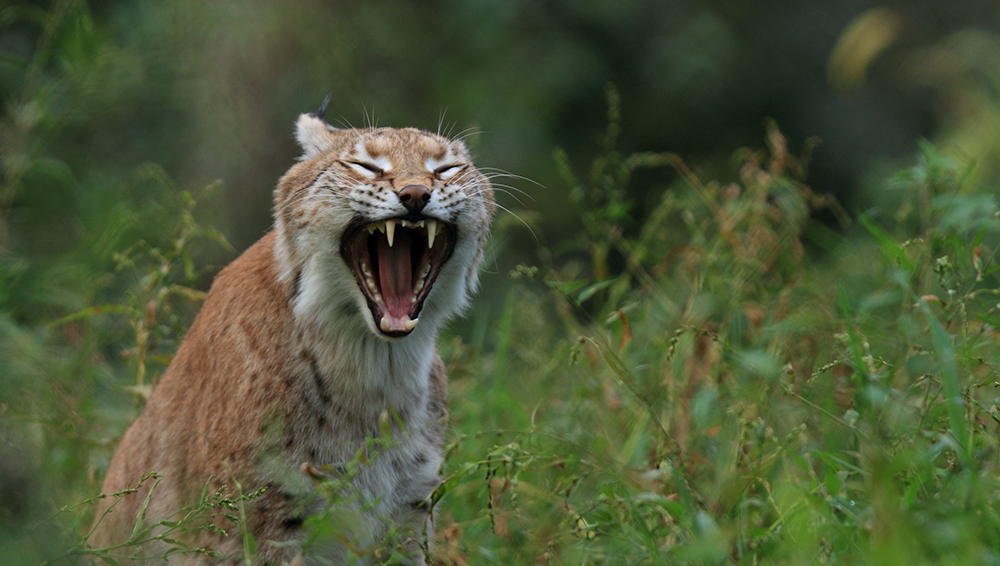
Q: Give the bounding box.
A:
[377,230,414,319]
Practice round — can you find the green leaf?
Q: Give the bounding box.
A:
[859,214,915,273]
[47,304,134,328]
[895,271,970,466]
[577,279,616,303]
[546,279,588,297]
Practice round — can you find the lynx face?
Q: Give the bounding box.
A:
[274,113,494,340]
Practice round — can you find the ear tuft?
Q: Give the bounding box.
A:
[295,113,337,161]
[317,93,332,120]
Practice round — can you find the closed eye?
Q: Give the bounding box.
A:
[344,161,384,178]
[434,163,465,180]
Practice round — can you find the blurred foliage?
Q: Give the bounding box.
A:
[829,5,1000,210]
[429,107,1000,564]
[4,1,1000,565]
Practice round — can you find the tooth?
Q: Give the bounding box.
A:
[426,220,437,248]
[417,220,425,228]
[367,225,376,234]
[404,317,418,331]
[386,220,396,247]
[377,222,386,233]
[380,317,391,332]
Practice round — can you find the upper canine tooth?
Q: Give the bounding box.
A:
[426,220,437,248]
[386,219,397,247]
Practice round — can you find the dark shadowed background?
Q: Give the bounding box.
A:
[5,0,1000,254]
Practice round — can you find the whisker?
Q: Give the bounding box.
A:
[280,198,352,213]
[478,169,544,189]
[449,168,539,202]
[462,183,535,206]
[437,107,450,138]
[450,126,484,144]
[480,235,502,276]
[462,186,529,207]
[467,196,537,242]
[362,104,373,130]
[483,183,534,203]
[334,115,356,130]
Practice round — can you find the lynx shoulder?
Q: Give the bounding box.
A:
[89,106,494,564]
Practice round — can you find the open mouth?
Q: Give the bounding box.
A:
[341,217,455,337]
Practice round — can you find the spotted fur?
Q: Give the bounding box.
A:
[89,112,494,565]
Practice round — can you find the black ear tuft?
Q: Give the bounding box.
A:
[317,94,332,121]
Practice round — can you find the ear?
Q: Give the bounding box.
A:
[295,113,337,161]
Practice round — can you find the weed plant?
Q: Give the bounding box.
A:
[5,6,1000,561]
[5,104,1000,565]
[429,96,1000,564]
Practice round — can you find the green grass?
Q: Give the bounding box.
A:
[425,115,1000,564]
[6,2,1000,564]
[7,116,1000,565]
[6,41,1000,566]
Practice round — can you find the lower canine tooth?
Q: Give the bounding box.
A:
[379,315,418,332]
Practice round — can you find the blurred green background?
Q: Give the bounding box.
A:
[4,0,1000,563]
[5,0,1000,255]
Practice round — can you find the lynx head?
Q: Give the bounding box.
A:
[273,107,494,340]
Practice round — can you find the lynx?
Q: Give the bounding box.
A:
[89,102,494,564]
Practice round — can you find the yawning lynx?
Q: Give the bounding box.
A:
[89,103,494,564]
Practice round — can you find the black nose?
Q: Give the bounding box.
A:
[398,185,431,214]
